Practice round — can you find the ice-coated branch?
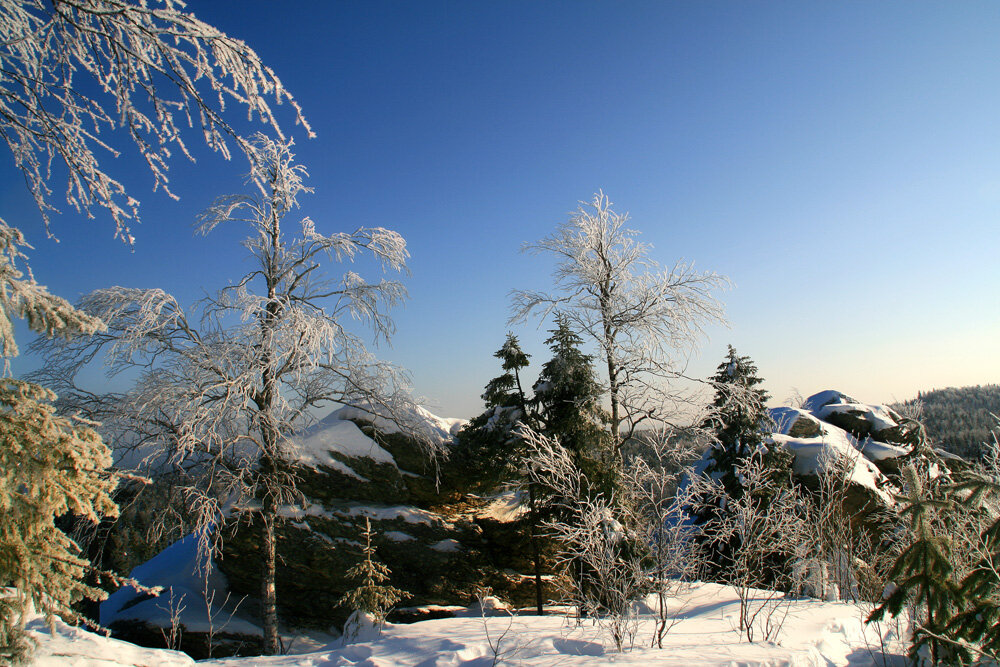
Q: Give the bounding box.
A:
[2,0,312,242]
[512,191,729,454]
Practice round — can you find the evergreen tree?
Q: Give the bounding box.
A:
[453,333,552,614]
[869,464,962,666]
[453,333,532,489]
[531,315,611,494]
[692,346,787,579]
[339,518,407,626]
[0,379,119,664]
[943,436,1000,662]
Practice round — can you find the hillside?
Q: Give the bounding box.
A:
[893,384,1000,460]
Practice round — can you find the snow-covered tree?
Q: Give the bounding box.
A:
[519,427,647,652]
[512,192,728,461]
[1,0,310,244]
[703,346,773,459]
[2,2,308,652]
[531,315,610,492]
[0,379,121,663]
[691,347,787,577]
[339,518,407,627]
[687,450,809,643]
[29,136,424,655]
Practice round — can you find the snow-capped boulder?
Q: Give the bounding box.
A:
[212,404,532,633]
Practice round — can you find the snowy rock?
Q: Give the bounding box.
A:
[100,533,263,659]
[211,404,530,635]
[340,610,384,645]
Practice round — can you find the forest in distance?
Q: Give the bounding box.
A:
[893,385,1000,461]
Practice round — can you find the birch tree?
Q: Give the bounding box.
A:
[2,0,308,655]
[512,192,728,462]
[1,0,311,242]
[30,136,425,655]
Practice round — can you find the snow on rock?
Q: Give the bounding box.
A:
[857,439,911,462]
[27,612,196,667]
[339,503,453,528]
[384,530,415,542]
[293,415,396,469]
[800,390,904,437]
[100,533,261,637]
[771,407,824,438]
[340,610,385,646]
[429,538,462,553]
[476,490,529,522]
[765,390,921,504]
[330,403,467,446]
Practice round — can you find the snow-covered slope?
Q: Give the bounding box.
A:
[290,403,467,472]
[29,582,908,666]
[100,533,261,637]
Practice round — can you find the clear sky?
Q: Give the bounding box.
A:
[4,1,1000,419]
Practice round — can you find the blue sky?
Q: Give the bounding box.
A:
[5,1,1000,418]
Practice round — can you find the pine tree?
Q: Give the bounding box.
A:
[869,464,961,666]
[692,346,786,579]
[339,518,407,626]
[453,333,532,489]
[453,333,550,613]
[0,379,119,664]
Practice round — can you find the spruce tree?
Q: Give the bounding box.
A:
[339,518,407,627]
[531,315,611,494]
[943,439,1000,662]
[869,464,961,665]
[692,346,786,579]
[0,379,119,664]
[453,333,550,614]
[453,333,532,489]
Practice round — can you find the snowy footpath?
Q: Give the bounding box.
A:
[27,583,907,667]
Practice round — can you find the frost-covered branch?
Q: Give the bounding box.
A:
[2,0,312,242]
[512,191,729,457]
[28,136,421,654]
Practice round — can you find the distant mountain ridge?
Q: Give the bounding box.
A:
[893,384,1000,460]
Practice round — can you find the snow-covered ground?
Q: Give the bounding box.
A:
[28,582,908,666]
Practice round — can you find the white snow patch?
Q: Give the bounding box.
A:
[293,417,395,468]
[771,420,897,505]
[384,530,415,542]
[430,538,462,553]
[331,403,467,446]
[100,533,261,637]
[477,490,528,522]
[339,503,452,528]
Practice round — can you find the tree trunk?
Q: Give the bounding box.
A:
[260,493,280,655]
[529,483,544,615]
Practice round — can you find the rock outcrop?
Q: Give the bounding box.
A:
[102,404,541,652]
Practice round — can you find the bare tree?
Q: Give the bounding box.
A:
[511,192,728,461]
[29,136,431,655]
[518,427,647,652]
[688,449,810,643]
[622,426,703,648]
